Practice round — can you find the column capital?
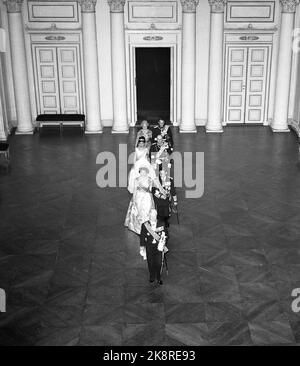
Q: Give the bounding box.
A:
[79,0,97,13]
[279,0,299,13]
[208,0,227,13]
[180,0,199,13]
[107,0,126,13]
[5,0,23,13]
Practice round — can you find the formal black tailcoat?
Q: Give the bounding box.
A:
[140,219,166,282]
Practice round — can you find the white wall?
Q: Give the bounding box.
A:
[0,0,298,130]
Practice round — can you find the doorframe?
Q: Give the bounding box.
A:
[133,46,172,124]
[223,32,274,126]
[125,31,181,126]
[29,31,84,116]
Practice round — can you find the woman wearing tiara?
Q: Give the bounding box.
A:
[127,136,155,194]
[124,166,167,235]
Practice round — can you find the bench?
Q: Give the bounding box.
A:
[0,142,10,169]
[36,114,85,132]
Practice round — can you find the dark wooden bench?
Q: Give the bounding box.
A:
[36,114,85,132]
[0,142,10,169]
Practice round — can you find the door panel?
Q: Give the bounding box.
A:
[34,45,81,114]
[225,47,247,123]
[35,47,60,114]
[245,47,268,124]
[224,44,269,124]
[57,47,81,114]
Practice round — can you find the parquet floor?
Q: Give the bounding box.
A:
[0,126,299,345]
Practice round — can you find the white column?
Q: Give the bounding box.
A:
[0,28,8,141]
[6,0,33,134]
[180,0,199,133]
[206,0,226,133]
[79,0,102,133]
[0,88,7,141]
[272,0,299,132]
[108,0,128,133]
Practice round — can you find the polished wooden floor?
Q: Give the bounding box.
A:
[0,126,300,346]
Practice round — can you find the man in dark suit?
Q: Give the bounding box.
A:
[152,119,174,149]
[150,134,173,158]
[140,209,167,285]
[152,169,177,234]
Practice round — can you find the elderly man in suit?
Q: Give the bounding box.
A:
[152,119,174,149]
[152,168,177,234]
[139,209,167,285]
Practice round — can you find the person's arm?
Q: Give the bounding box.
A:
[133,178,138,203]
[167,127,174,148]
[170,179,177,204]
[140,224,147,247]
[153,178,167,197]
[139,224,147,260]
[133,148,138,165]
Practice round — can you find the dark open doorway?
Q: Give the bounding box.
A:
[135,47,170,125]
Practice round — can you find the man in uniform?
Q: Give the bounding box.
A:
[140,209,167,285]
[152,119,174,149]
[152,169,177,234]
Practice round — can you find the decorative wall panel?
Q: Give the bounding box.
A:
[28,1,79,23]
[226,1,275,23]
[125,1,179,29]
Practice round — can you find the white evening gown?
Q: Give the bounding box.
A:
[124,176,155,234]
[127,147,156,194]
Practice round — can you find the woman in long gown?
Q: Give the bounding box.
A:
[125,166,168,235]
[136,120,152,149]
[128,136,155,194]
[124,167,155,234]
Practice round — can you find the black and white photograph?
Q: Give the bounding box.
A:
[0,0,300,351]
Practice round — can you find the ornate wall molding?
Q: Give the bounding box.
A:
[180,0,199,13]
[79,0,97,13]
[5,0,23,13]
[208,0,227,13]
[279,0,299,13]
[107,0,126,13]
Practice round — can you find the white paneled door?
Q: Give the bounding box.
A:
[34,45,82,114]
[224,45,270,124]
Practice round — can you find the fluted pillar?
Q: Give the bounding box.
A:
[272,0,299,132]
[206,0,226,133]
[79,0,102,133]
[6,0,33,134]
[180,0,199,133]
[108,0,128,133]
[0,28,7,140]
[0,92,7,141]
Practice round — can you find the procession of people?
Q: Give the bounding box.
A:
[124,119,177,285]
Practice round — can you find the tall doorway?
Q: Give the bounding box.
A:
[135,47,170,124]
[33,45,82,114]
[224,45,271,124]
